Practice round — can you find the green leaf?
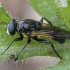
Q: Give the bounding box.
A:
[0,7,11,22]
[29,0,70,29]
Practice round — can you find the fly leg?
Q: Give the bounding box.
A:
[14,37,31,61]
[1,35,23,55]
[40,17,53,26]
[32,36,62,60]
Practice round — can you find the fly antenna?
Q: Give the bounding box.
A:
[0,22,7,25]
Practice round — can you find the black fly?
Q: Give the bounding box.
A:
[1,17,70,61]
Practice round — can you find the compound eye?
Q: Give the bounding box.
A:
[7,19,16,35]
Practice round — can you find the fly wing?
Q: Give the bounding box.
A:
[31,30,55,38]
[31,26,70,44]
[41,23,70,39]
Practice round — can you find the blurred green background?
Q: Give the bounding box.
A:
[0,0,70,70]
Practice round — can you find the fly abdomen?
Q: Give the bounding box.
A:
[52,32,70,44]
